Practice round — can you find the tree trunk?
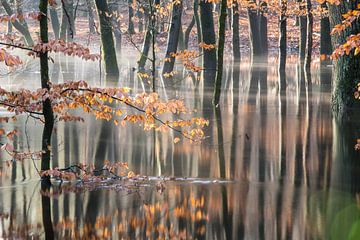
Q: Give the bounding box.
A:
[162,0,183,80]
[184,15,195,49]
[39,0,54,179]
[15,0,28,28]
[137,0,159,71]
[59,0,75,41]
[304,0,313,72]
[138,9,144,32]
[329,0,360,113]
[49,5,60,39]
[232,0,241,61]
[85,0,96,34]
[213,0,227,105]
[109,3,122,53]
[95,0,119,78]
[1,0,33,46]
[298,0,307,64]
[194,0,202,48]
[138,23,152,70]
[128,0,135,34]
[259,0,268,59]
[278,0,287,91]
[320,3,332,63]
[200,0,217,88]
[248,4,261,57]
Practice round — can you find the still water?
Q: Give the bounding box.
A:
[0,54,360,239]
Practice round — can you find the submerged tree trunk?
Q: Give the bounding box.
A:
[278,0,287,91]
[304,0,313,72]
[232,0,241,61]
[213,0,227,104]
[329,0,360,112]
[320,3,332,63]
[247,4,261,57]
[162,0,183,80]
[138,23,152,70]
[39,0,54,181]
[200,0,217,88]
[95,0,119,78]
[1,0,33,45]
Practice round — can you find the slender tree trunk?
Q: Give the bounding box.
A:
[320,3,332,62]
[109,3,122,53]
[213,0,227,104]
[1,0,33,45]
[329,0,360,112]
[248,4,261,57]
[85,0,96,34]
[15,0,27,28]
[278,0,287,91]
[184,15,195,49]
[39,0,54,180]
[304,0,313,72]
[95,0,119,78]
[138,9,144,32]
[232,0,241,61]
[259,0,268,59]
[138,0,159,70]
[128,0,135,34]
[162,0,182,80]
[60,0,75,41]
[138,23,152,70]
[298,0,307,64]
[194,0,202,47]
[200,0,217,88]
[49,5,60,39]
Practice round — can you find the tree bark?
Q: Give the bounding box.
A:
[329,0,360,113]
[213,0,227,105]
[232,0,241,61]
[95,0,119,78]
[298,0,307,64]
[85,0,96,34]
[162,0,183,80]
[184,15,195,49]
[278,0,287,91]
[304,0,313,72]
[39,0,54,180]
[128,0,135,34]
[200,0,217,88]
[1,0,33,46]
[194,0,202,48]
[59,0,75,41]
[49,5,60,39]
[320,3,332,63]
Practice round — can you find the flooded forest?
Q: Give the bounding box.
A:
[0,0,360,239]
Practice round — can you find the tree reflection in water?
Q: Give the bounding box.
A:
[1,57,360,239]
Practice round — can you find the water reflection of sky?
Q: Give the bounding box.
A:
[0,55,360,239]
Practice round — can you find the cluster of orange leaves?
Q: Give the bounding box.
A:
[0,80,208,144]
[170,50,203,73]
[28,40,100,61]
[331,34,360,59]
[331,6,360,35]
[0,48,22,67]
